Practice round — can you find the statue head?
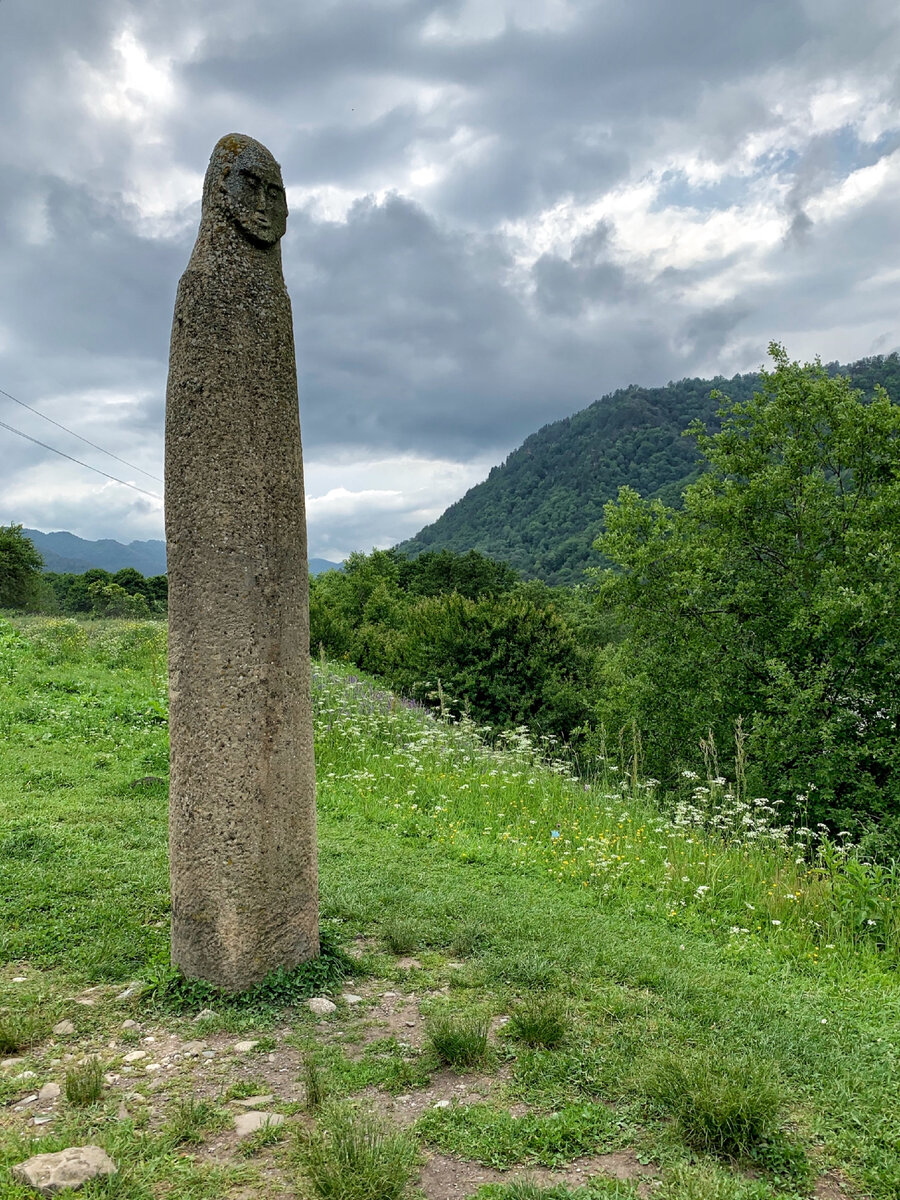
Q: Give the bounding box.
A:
[203,134,288,247]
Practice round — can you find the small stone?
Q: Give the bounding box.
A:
[201,1050,216,1059]
[2,1057,23,1069]
[127,1092,149,1104]
[115,982,142,1002]
[15,1070,37,1080]
[12,975,27,982]
[234,1111,285,1138]
[232,1094,274,1108]
[32,1116,54,1126]
[12,1145,117,1194]
[233,1040,260,1053]
[38,1082,61,1101]
[433,1099,451,1109]
[141,1036,156,1043]
[179,1041,207,1057]
[341,993,363,1005]
[20,1093,39,1105]
[121,1020,140,1030]
[74,998,95,1007]
[116,1101,129,1120]
[405,1020,416,1027]
[122,1051,147,1063]
[145,1063,162,1072]
[382,991,398,999]
[193,1008,217,1021]
[307,997,336,1016]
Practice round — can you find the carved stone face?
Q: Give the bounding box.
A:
[221,145,288,246]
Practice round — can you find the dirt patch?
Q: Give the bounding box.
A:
[419,1149,660,1200]
[368,1066,512,1126]
[814,1170,853,1198]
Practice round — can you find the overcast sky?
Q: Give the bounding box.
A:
[1,0,899,561]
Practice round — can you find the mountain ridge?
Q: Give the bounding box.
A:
[22,528,340,577]
[397,353,900,584]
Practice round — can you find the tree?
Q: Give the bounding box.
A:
[88,580,151,619]
[595,345,900,834]
[0,524,43,609]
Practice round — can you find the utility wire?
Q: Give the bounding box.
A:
[0,385,163,483]
[0,417,162,501]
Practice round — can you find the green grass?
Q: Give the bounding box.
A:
[64,1056,104,1106]
[299,1103,419,1200]
[427,1010,491,1069]
[508,996,569,1048]
[1,618,899,1199]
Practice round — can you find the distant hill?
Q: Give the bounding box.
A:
[25,529,169,576]
[398,354,900,585]
[24,528,341,577]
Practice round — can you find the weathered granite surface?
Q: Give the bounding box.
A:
[165,134,318,991]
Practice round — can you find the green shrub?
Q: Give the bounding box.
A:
[300,1103,418,1200]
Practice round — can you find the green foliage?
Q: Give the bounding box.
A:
[381,916,421,955]
[644,1050,782,1158]
[0,1008,44,1053]
[427,1011,491,1069]
[165,1097,227,1146]
[40,566,167,617]
[299,1103,419,1200]
[657,1162,775,1200]
[311,548,591,738]
[303,1052,329,1111]
[596,346,900,833]
[145,931,355,1013]
[507,996,569,1049]
[417,1100,619,1168]
[0,524,43,609]
[398,353,900,586]
[65,1057,104,1105]
[88,579,152,619]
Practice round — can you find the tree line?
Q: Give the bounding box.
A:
[0,539,167,618]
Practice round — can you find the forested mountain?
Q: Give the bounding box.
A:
[398,354,900,584]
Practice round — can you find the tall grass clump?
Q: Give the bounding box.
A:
[0,1010,44,1054]
[507,997,568,1049]
[300,1103,418,1200]
[644,1051,781,1157]
[65,1057,104,1106]
[427,1011,490,1069]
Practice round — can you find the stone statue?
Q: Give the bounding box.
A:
[165,134,318,991]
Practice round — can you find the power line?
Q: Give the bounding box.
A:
[0,417,162,501]
[0,385,163,483]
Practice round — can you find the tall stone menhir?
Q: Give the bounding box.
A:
[165,134,318,990]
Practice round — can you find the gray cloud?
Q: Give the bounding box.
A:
[1,0,900,554]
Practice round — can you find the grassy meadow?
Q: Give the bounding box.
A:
[0,617,898,1199]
